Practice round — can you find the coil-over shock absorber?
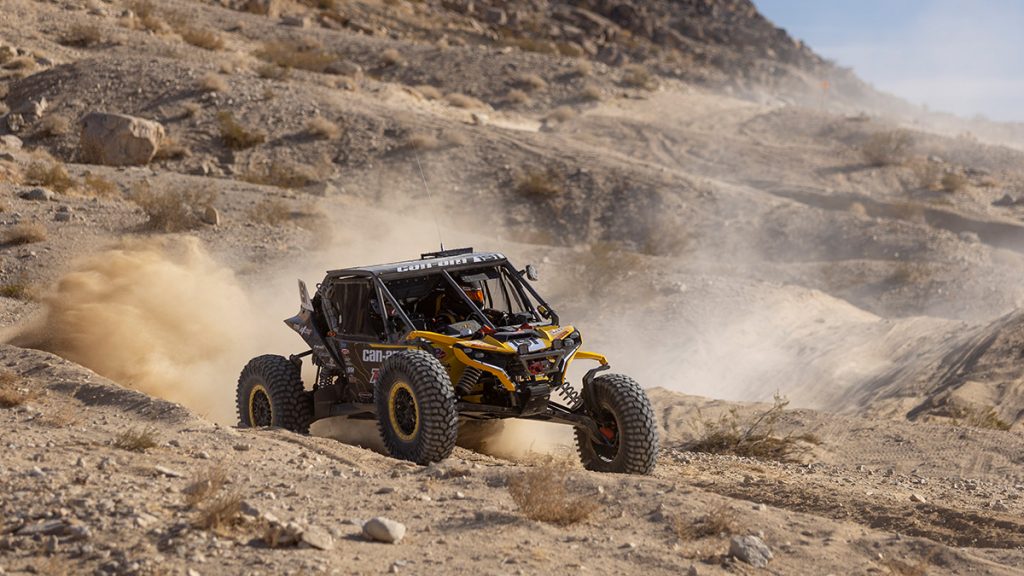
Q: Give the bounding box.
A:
[456,367,482,396]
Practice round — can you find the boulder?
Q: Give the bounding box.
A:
[729,535,773,568]
[362,517,406,544]
[0,135,23,150]
[80,112,165,166]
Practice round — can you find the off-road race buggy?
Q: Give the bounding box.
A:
[237,248,659,474]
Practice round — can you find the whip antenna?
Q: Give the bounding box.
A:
[413,149,445,252]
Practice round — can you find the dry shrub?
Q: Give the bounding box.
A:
[194,491,244,533]
[199,72,229,93]
[949,406,1011,431]
[517,168,561,198]
[4,222,47,245]
[249,198,291,225]
[82,173,119,197]
[0,370,34,408]
[580,83,603,102]
[182,102,202,118]
[153,135,192,160]
[515,73,547,92]
[243,161,318,189]
[41,403,80,427]
[881,557,928,576]
[445,93,484,109]
[130,0,171,34]
[621,64,656,89]
[25,158,74,193]
[687,395,817,463]
[442,131,470,147]
[256,63,290,80]
[217,111,266,150]
[34,114,71,137]
[407,133,439,151]
[505,89,531,106]
[546,106,576,123]
[114,426,159,452]
[0,281,37,300]
[306,116,341,140]
[62,23,105,47]
[180,27,225,50]
[380,48,404,67]
[507,460,599,525]
[258,40,336,72]
[861,130,914,167]
[913,161,943,191]
[2,57,36,72]
[672,503,739,540]
[131,184,217,232]
[415,85,442,100]
[941,172,968,193]
[184,466,229,508]
[574,60,593,77]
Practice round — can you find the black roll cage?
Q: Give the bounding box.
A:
[320,261,557,343]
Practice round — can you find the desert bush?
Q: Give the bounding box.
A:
[686,394,818,463]
[621,64,656,90]
[913,161,943,191]
[0,281,36,300]
[380,48,404,67]
[180,26,225,50]
[249,198,291,225]
[62,23,105,47]
[129,0,171,34]
[305,116,341,140]
[25,159,74,193]
[256,62,290,81]
[517,168,561,198]
[505,89,531,106]
[941,172,968,193]
[34,114,71,137]
[194,491,243,532]
[407,133,439,151]
[515,73,547,92]
[184,466,229,508]
[507,460,599,525]
[861,130,914,167]
[672,503,739,540]
[82,173,119,196]
[217,111,266,150]
[114,426,159,452]
[881,557,928,576]
[4,223,47,245]
[199,72,229,93]
[182,102,202,118]
[153,135,192,160]
[0,370,33,408]
[243,161,318,189]
[258,40,336,72]
[546,106,576,123]
[132,184,217,232]
[445,93,484,109]
[415,85,442,100]
[949,406,1011,431]
[442,131,470,147]
[580,83,603,102]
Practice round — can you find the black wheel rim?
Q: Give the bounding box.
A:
[393,387,418,438]
[593,407,620,462]
[251,389,272,427]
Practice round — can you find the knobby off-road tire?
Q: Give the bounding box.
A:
[237,355,312,434]
[575,374,659,474]
[376,350,457,465]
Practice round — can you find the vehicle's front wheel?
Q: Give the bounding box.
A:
[237,355,312,434]
[575,374,659,474]
[376,350,458,465]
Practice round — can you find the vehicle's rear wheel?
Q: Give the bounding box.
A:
[237,354,312,434]
[575,374,658,474]
[376,350,457,465]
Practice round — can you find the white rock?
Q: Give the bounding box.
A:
[80,112,165,166]
[363,517,406,544]
[300,525,334,551]
[154,466,184,478]
[910,493,927,503]
[0,135,22,150]
[729,535,773,568]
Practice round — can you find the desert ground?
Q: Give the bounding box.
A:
[2,0,1024,574]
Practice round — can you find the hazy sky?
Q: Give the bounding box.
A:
[755,0,1024,122]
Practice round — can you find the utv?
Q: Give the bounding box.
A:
[237,248,658,474]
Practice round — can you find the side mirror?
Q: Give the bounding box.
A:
[524,264,539,281]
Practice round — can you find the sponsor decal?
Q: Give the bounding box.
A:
[394,253,504,273]
[363,349,400,363]
[370,368,381,384]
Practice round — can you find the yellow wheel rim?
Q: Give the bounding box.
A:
[248,384,272,426]
[388,380,419,442]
